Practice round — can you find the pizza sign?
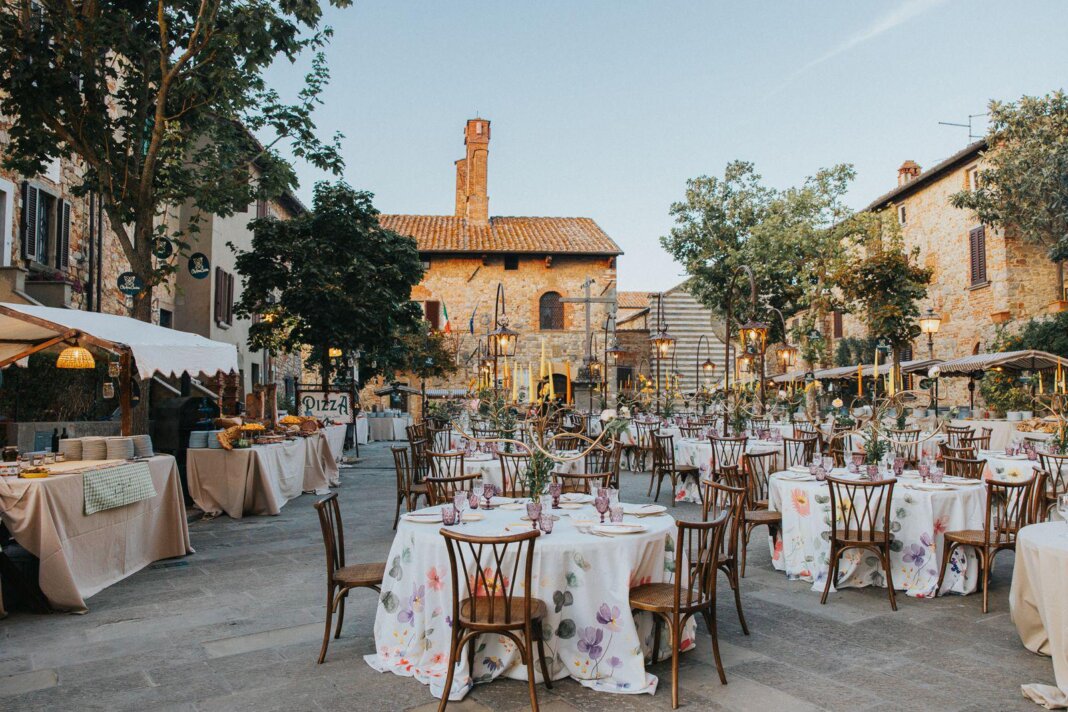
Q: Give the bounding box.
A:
[298,390,353,423]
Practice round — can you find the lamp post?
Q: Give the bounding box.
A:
[488,283,519,397]
[649,293,676,415]
[583,329,603,412]
[722,266,758,434]
[695,334,717,394]
[603,314,627,408]
[739,319,769,413]
[919,307,942,415]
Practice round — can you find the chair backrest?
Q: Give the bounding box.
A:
[828,432,849,467]
[425,472,482,506]
[427,424,453,452]
[554,470,613,494]
[887,429,921,465]
[793,421,817,437]
[472,426,500,442]
[391,446,412,496]
[406,422,427,443]
[409,438,430,482]
[1038,452,1068,510]
[1030,470,1050,523]
[427,450,465,479]
[946,426,974,448]
[634,420,661,450]
[551,433,583,452]
[710,435,747,474]
[826,476,895,544]
[673,511,730,612]
[982,476,1036,547]
[441,528,539,627]
[678,423,704,439]
[782,436,817,468]
[313,493,345,583]
[939,442,976,460]
[943,455,986,480]
[498,451,532,498]
[701,477,745,560]
[750,417,770,433]
[585,442,621,484]
[652,432,677,471]
[961,434,991,451]
[742,450,778,504]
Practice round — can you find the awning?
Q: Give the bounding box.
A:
[934,350,1068,377]
[0,303,238,379]
[771,359,943,383]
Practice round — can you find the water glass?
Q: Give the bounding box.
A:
[526,501,543,529]
[594,495,610,523]
[482,483,496,509]
[893,456,905,477]
[930,467,944,485]
[539,515,555,535]
[453,492,467,524]
[918,460,930,482]
[609,504,624,523]
[441,505,457,526]
[548,482,563,509]
[468,490,480,510]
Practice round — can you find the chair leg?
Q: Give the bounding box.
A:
[334,589,347,638]
[981,549,992,614]
[651,615,662,664]
[524,627,540,712]
[648,467,656,497]
[393,493,403,530]
[536,632,553,689]
[881,547,898,612]
[318,585,335,664]
[670,618,681,709]
[820,544,838,605]
[700,608,727,685]
[438,628,462,712]
[936,541,956,596]
[729,562,749,635]
[740,524,752,578]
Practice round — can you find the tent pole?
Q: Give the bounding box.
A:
[120,350,133,436]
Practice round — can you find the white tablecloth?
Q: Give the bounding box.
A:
[671,438,780,503]
[979,450,1042,480]
[460,453,586,493]
[1011,522,1068,708]
[368,416,412,442]
[767,469,987,598]
[366,503,690,700]
[0,455,191,612]
[355,416,369,445]
[952,419,1018,451]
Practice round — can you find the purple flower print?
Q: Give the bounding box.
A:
[578,626,605,659]
[595,604,622,632]
[902,543,926,567]
[607,656,623,670]
[396,585,426,624]
[397,604,413,624]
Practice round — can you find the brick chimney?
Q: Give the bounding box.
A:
[897,160,921,186]
[454,118,490,224]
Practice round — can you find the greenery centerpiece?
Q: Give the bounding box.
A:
[524,450,554,503]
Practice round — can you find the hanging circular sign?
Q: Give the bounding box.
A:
[153,238,174,260]
[117,272,144,295]
[188,252,210,279]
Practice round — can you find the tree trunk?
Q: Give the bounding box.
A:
[129,219,156,322]
[320,346,330,391]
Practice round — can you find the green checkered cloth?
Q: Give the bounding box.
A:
[83,461,157,515]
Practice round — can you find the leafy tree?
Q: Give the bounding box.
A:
[836,213,932,390]
[395,324,458,382]
[0,0,347,320]
[231,182,425,388]
[951,91,1068,283]
[834,336,879,368]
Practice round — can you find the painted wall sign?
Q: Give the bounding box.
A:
[117,272,144,295]
[188,252,211,279]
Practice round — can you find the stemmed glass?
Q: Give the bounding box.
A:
[548,482,563,509]
[918,458,931,483]
[453,491,467,525]
[594,495,610,524]
[482,483,496,510]
[471,483,484,509]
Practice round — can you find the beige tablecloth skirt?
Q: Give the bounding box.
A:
[0,455,191,613]
[1010,522,1068,708]
[186,433,338,519]
[323,424,347,463]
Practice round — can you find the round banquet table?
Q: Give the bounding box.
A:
[460,452,586,493]
[1010,522,1068,708]
[672,438,781,503]
[979,450,1042,480]
[366,501,693,700]
[767,468,987,598]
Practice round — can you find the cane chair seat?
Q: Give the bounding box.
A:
[744,508,782,525]
[335,562,387,587]
[459,596,549,628]
[629,582,679,612]
[943,529,985,546]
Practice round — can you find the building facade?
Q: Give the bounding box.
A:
[378,119,623,407]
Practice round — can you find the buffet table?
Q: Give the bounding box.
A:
[355,415,369,445]
[185,432,338,519]
[0,455,191,613]
[323,424,347,463]
[1011,522,1068,708]
[367,501,690,700]
[368,415,412,442]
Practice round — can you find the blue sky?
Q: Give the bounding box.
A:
[265,0,1068,292]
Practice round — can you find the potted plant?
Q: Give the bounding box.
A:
[861,426,890,478]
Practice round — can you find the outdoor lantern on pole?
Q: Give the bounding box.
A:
[919,307,942,359]
[648,293,676,414]
[776,343,798,371]
[738,320,769,357]
[695,333,716,389]
[489,282,519,394]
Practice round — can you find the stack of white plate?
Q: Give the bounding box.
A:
[81,437,107,460]
[132,434,154,458]
[106,437,135,460]
[208,430,224,449]
[58,438,83,460]
[188,431,209,449]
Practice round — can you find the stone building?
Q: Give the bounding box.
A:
[378,118,623,408]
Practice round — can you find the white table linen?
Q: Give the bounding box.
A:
[366,503,691,699]
[671,438,780,503]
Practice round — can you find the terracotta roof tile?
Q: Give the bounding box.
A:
[616,291,650,309]
[379,215,622,255]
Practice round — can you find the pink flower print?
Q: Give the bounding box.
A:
[426,567,443,591]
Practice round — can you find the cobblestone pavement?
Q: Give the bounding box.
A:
[0,441,1055,710]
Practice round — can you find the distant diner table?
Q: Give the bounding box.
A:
[671,437,782,503]
[366,500,690,700]
[185,431,338,519]
[0,455,191,613]
[459,451,587,492]
[767,467,987,598]
[368,415,412,442]
[1011,522,1068,708]
[952,419,1019,451]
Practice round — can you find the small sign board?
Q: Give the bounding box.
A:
[297,389,354,423]
[153,238,174,260]
[117,272,144,295]
[188,252,210,279]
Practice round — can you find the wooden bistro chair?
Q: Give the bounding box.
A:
[678,423,704,439]
[961,433,992,452]
[409,438,430,483]
[750,417,771,433]
[821,476,898,611]
[710,435,747,481]
[782,436,817,469]
[553,470,613,495]
[634,420,661,473]
[936,474,1039,613]
[887,429,921,468]
[425,473,481,507]
[406,421,428,444]
[585,441,622,489]
[439,528,552,711]
[651,432,700,506]
[738,450,782,577]
[427,424,453,452]
[943,455,986,480]
[1037,452,1068,520]
[939,442,977,460]
[701,472,750,636]
[945,425,974,448]
[793,421,818,439]
[630,510,731,709]
[313,493,385,664]
[391,446,429,529]
[427,450,465,479]
[498,450,532,498]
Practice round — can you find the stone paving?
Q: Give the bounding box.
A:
[0,441,1056,711]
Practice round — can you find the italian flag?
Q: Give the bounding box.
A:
[442,302,451,334]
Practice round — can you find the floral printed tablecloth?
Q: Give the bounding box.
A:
[979,451,1042,480]
[671,439,781,504]
[460,453,586,493]
[366,504,692,700]
[767,469,987,598]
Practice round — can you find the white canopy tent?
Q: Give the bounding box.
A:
[0,303,239,434]
[933,350,1068,377]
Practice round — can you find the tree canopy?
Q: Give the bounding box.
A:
[232,182,426,387]
[0,0,347,320]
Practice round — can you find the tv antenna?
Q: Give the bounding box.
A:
[938,113,988,142]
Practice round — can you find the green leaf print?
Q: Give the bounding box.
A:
[814,494,830,505]
[664,536,675,553]
[895,507,907,520]
[388,556,403,580]
[402,546,413,563]
[542,621,555,640]
[573,552,592,571]
[664,557,676,573]
[552,590,574,612]
[557,619,577,639]
[565,572,580,588]
[381,591,399,613]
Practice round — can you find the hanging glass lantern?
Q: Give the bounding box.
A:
[738,320,768,356]
[56,345,96,369]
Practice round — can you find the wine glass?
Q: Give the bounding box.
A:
[548,482,563,509]
[594,495,610,524]
[453,491,467,525]
[482,483,496,510]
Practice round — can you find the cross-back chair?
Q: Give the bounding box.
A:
[821,476,898,611]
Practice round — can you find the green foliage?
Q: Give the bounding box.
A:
[0,0,347,319]
[232,182,424,387]
[525,450,554,503]
[951,90,1068,262]
[834,336,879,367]
[977,312,1068,414]
[398,323,458,381]
[0,351,114,422]
[861,427,890,466]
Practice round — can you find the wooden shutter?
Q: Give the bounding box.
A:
[214,267,224,322]
[424,300,440,330]
[832,311,843,339]
[56,200,70,268]
[20,183,38,260]
[969,227,987,285]
[226,272,235,325]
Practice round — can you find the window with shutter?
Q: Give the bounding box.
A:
[56,200,70,268]
[539,292,564,330]
[20,183,38,261]
[226,272,235,325]
[214,267,224,323]
[969,226,987,285]
[424,300,441,330]
[832,311,843,339]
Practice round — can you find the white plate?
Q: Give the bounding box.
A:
[593,523,647,535]
[558,502,586,510]
[787,465,810,474]
[560,493,594,504]
[403,511,486,523]
[907,483,956,491]
[623,504,667,515]
[499,502,526,510]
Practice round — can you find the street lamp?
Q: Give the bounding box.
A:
[489,283,520,396]
[776,344,798,371]
[649,293,676,414]
[919,307,942,414]
[695,334,717,390]
[722,265,759,434]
